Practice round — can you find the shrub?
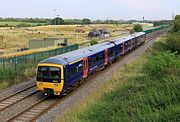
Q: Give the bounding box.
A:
[90,39,98,45]
[144,51,180,80]
[51,17,65,25]
[165,32,180,54]
[133,24,143,32]
[82,18,91,24]
[0,68,16,82]
[174,15,180,32]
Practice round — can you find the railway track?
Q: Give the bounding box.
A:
[1,29,169,122]
[0,84,37,112]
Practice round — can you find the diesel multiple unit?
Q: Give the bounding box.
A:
[36,32,146,95]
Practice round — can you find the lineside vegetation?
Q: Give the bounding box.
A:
[57,16,180,122]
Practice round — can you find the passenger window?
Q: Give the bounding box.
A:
[79,64,83,72]
[70,67,76,76]
[88,58,92,67]
[99,54,103,61]
[119,45,123,52]
[66,69,69,79]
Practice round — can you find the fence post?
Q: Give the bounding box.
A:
[14,57,17,70]
[25,55,27,64]
[3,58,5,69]
[55,49,57,55]
[34,53,36,61]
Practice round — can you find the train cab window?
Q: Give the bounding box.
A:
[70,67,76,76]
[37,66,61,83]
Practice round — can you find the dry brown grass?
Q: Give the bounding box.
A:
[0,24,133,58]
[0,24,133,50]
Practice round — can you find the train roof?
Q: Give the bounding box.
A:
[111,35,135,45]
[40,42,114,66]
[132,32,146,37]
[40,32,146,66]
[112,32,145,45]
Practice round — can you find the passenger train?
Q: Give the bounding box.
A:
[36,32,146,95]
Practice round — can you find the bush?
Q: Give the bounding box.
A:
[82,18,91,24]
[133,24,143,32]
[165,32,180,54]
[144,51,180,80]
[51,17,65,25]
[153,32,180,55]
[0,69,16,82]
[90,39,98,45]
[174,15,180,32]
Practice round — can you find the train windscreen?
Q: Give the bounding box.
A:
[37,66,61,83]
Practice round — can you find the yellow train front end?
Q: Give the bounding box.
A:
[36,63,64,96]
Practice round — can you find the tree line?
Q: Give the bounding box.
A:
[0,17,173,27]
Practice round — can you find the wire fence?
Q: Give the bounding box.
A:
[0,44,78,70]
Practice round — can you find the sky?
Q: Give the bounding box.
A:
[0,0,179,20]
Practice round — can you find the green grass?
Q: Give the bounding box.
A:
[0,21,45,26]
[57,36,180,122]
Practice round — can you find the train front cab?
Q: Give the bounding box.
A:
[36,63,64,96]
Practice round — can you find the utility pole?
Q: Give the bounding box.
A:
[172,12,175,20]
[56,14,60,35]
[54,9,56,33]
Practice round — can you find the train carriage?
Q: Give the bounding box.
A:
[36,42,115,95]
[133,32,146,46]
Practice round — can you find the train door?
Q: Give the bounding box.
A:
[104,49,108,65]
[83,57,88,78]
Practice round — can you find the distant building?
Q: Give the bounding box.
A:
[132,22,154,28]
[88,29,111,39]
[29,38,68,49]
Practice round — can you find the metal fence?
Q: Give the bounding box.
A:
[0,44,78,70]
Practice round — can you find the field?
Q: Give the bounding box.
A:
[0,24,133,50]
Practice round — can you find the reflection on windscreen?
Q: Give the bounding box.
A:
[37,66,61,83]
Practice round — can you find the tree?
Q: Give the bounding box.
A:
[93,20,104,24]
[174,15,180,32]
[82,18,91,24]
[133,24,143,32]
[51,17,65,25]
